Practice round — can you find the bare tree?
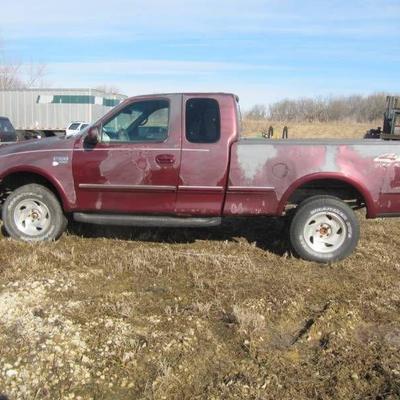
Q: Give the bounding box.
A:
[24,63,48,88]
[245,104,268,120]
[94,85,122,95]
[0,37,48,90]
[265,93,388,123]
[0,64,24,90]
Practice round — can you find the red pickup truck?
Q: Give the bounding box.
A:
[0,93,399,262]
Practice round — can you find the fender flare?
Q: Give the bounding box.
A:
[0,166,71,211]
[277,172,376,218]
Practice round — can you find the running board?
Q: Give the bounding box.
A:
[73,213,221,228]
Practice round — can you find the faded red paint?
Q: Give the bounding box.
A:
[72,94,182,214]
[0,93,399,219]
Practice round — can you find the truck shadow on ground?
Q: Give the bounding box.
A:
[68,217,291,256]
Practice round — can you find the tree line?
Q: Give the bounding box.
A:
[245,93,388,123]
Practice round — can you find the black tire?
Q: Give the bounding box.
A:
[289,196,360,263]
[2,184,67,241]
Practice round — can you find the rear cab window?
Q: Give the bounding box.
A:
[185,98,220,143]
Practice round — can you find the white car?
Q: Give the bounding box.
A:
[65,122,90,138]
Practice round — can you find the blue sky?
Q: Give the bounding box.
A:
[1,0,400,108]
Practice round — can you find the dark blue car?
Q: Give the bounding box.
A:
[0,117,17,142]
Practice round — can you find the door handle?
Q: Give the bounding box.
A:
[156,154,175,165]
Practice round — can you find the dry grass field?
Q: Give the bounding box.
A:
[0,121,399,400]
[241,119,377,139]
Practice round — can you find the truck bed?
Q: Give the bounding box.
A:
[225,138,400,217]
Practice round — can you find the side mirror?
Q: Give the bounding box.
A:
[85,126,100,145]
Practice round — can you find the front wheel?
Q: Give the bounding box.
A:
[289,196,360,263]
[2,184,67,241]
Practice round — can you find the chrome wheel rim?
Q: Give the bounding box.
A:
[303,211,347,253]
[13,199,51,237]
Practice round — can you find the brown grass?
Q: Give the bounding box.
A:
[0,122,399,399]
[242,119,378,139]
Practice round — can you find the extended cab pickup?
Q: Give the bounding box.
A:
[1,93,399,262]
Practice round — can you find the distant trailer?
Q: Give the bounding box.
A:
[0,88,127,138]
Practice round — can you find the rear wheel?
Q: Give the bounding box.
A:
[2,184,67,241]
[289,196,359,263]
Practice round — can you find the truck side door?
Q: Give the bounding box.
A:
[175,94,238,216]
[73,95,181,214]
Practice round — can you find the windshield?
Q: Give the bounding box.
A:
[68,123,81,130]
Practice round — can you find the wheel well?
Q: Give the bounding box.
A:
[0,172,64,207]
[287,179,366,210]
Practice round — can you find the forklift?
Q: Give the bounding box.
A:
[365,96,400,139]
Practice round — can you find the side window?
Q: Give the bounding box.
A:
[102,99,169,142]
[186,98,220,143]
